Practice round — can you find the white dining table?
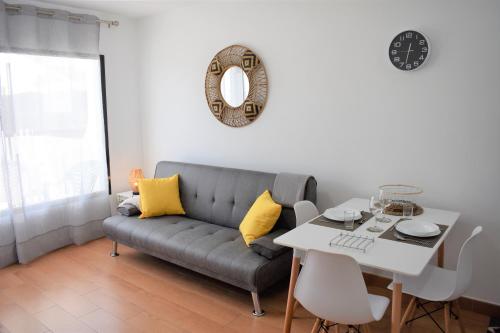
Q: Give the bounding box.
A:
[274,198,460,333]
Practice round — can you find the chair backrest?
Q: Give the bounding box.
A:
[294,250,376,325]
[448,226,482,300]
[294,201,319,227]
[293,201,319,259]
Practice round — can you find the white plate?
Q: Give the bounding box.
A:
[323,208,362,221]
[396,220,441,237]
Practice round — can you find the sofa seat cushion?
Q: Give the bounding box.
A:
[103,215,292,290]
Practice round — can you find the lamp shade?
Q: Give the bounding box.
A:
[128,168,144,194]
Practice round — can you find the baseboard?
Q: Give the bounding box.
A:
[362,272,500,318]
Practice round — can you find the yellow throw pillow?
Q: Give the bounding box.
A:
[239,190,282,246]
[138,174,185,218]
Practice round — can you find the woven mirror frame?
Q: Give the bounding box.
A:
[205,45,268,127]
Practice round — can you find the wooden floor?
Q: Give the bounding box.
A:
[0,238,490,333]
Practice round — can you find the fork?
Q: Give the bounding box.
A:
[394,232,432,246]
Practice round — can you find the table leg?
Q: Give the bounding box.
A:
[391,279,402,333]
[284,256,301,333]
[438,242,445,267]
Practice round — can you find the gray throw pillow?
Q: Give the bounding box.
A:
[249,229,290,260]
[117,203,140,216]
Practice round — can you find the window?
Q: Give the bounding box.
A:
[0,53,109,210]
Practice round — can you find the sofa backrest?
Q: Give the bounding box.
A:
[155,161,316,230]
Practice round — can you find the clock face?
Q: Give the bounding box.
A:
[389,30,429,71]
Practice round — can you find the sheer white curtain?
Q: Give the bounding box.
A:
[0,2,110,266]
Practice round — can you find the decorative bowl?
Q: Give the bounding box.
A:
[379,184,424,216]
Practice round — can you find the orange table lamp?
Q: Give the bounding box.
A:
[128,168,144,195]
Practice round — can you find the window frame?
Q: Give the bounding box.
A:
[99,54,112,195]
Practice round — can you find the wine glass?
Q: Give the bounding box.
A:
[378,189,393,223]
[367,196,383,232]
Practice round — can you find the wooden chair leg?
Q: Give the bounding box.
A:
[407,298,418,327]
[444,302,451,333]
[333,323,340,333]
[455,301,467,333]
[293,299,300,314]
[362,324,372,333]
[311,318,321,333]
[400,296,416,329]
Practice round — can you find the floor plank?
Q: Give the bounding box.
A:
[127,312,187,333]
[0,238,490,333]
[0,302,49,333]
[34,305,95,333]
[42,287,99,317]
[83,289,144,321]
[79,309,139,333]
[1,284,55,314]
[0,272,24,291]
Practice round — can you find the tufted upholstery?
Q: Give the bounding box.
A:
[155,161,276,229]
[104,161,316,293]
[154,161,316,230]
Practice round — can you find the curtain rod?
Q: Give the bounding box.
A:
[4,4,119,27]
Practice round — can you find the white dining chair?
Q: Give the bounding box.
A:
[286,201,320,317]
[295,249,390,333]
[294,200,320,263]
[389,226,483,333]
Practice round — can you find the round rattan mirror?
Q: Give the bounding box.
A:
[205,45,268,127]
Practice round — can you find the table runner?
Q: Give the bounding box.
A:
[309,211,373,231]
[379,220,448,248]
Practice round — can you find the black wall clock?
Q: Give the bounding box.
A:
[389,30,430,71]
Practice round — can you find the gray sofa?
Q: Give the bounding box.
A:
[103,161,316,315]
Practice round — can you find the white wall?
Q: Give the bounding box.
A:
[137,0,500,305]
[99,17,143,193]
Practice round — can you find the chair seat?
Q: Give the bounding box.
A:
[388,265,457,301]
[368,294,390,321]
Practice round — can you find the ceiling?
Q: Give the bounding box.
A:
[37,0,178,18]
[36,0,322,18]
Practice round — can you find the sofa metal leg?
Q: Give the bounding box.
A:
[110,241,119,257]
[251,292,264,317]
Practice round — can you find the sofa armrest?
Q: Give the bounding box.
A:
[304,177,317,204]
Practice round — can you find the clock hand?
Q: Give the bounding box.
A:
[405,43,412,64]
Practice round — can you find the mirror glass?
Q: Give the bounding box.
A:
[220,66,249,107]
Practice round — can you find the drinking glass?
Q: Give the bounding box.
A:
[402,203,414,218]
[344,210,355,230]
[367,196,383,232]
[377,189,393,223]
